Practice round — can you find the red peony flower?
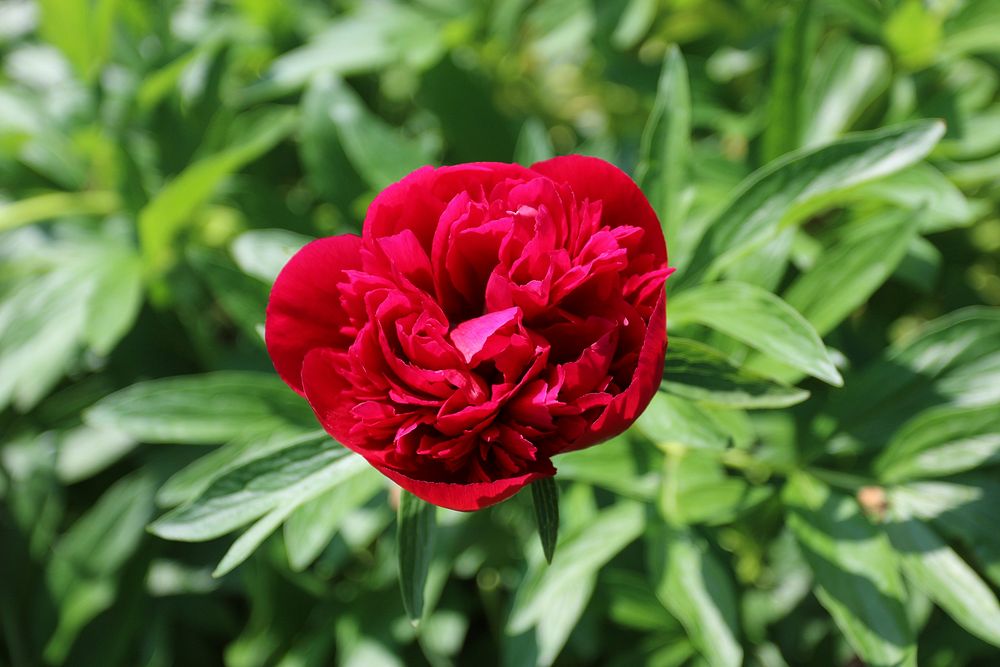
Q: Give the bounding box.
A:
[266,156,671,511]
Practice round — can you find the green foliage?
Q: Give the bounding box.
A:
[531,477,560,564]
[2,1,1000,666]
[397,491,437,624]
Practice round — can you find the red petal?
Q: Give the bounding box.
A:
[559,287,667,453]
[377,460,555,511]
[530,155,667,265]
[449,306,521,364]
[266,235,363,394]
[363,162,537,252]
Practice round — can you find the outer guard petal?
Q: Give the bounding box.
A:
[266,235,362,394]
[377,460,555,512]
[301,347,377,453]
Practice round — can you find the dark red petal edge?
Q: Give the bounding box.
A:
[377,462,556,512]
[559,287,667,453]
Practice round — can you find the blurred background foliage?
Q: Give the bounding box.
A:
[1,0,1000,665]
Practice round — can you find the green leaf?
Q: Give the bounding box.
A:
[0,259,92,411]
[505,497,632,664]
[742,530,814,642]
[659,451,772,526]
[85,372,313,445]
[635,45,691,259]
[815,0,883,36]
[553,436,660,499]
[762,0,816,161]
[611,0,657,50]
[298,72,368,206]
[604,569,680,632]
[0,191,119,233]
[188,247,270,343]
[941,1,1000,58]
[44,473,155,663]
[37,0,119,83]
[156,428,314,507]
[893,235,942,295]
[635,392,732,451]
[509,501,644,635]
[50,474,155,580]
[136,28,229,111]
[784,473,915,667]
[677,120,945,288]
[875,404,1000,483]
[647,523,743,667]
[670,281,842,385]
[397,490,437,624]
[504,576,597,667]
[662,338,809,408]
[530,477,559,564]
[55,424,136,484]
[138,106,298,275]
[802,38,890,148]
[213,502,297,578]
[891,477,1000,587]
[783,209,917,335]
[0,236,142,411]
[823,307,1000,452]
[305,74,436,191]
[248,5,444,100]
[283,467,384,571]
[722,227,796,291]
[885,508,1000,647]
[884,0,942,70]
[231,229,312,285]
[941,152,1000,188]
[83,246,143,356]
[849,164,974,233]
[150,433,361,541]
[514,117,554,166]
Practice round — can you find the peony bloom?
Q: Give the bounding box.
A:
[266,156,671,510]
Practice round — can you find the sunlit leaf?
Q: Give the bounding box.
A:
[85,372,314,445]
[647,522,743,667]
[823,307,1000,452]
[875,404,1000,483]
[662,338,809,408]
[509,501,644,635]
[670,281,842,385]
[886,506,1000,647]
[677,120,945,287]
[891,477,1000,586]
[284,467,384,571]
[231,229,313,285]
[784,473,915,667]
[150,434,362,541]
[783,209,917,335]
